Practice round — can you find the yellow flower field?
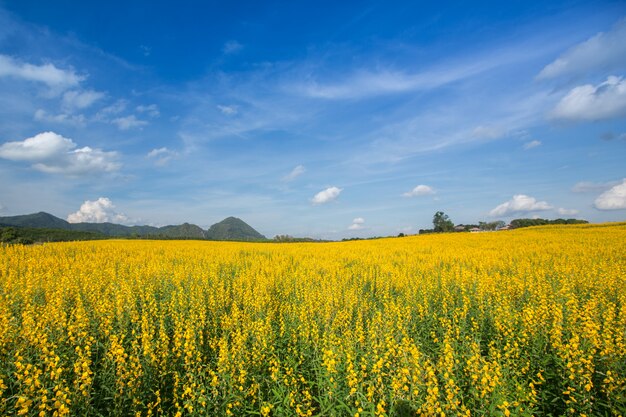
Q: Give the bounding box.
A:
[0,223,625,416]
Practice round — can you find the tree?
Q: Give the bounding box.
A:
[433,211,454,233]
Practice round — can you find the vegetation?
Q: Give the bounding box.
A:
[510,218,589,229]
[0,226,105,244]
[432,211,454,233]
[0,223,624,416]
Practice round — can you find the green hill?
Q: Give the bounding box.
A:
[159,223,207,239]
[0,211,72,229]
[206,217,266,241]
[0,212,263,241]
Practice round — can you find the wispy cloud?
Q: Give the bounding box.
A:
[572,180,619,193]
[34,109,86,126]
[223,40,243,54]
[111,115,148,130]
[217,104,238,115]
[62,89,105,110]
[538,18,626,80]
[283,165,305,181]
[556,207,579,216]
[136,104,160,117]
[523,140,541,150]
[0,54,84,92]
[147,147,177,166]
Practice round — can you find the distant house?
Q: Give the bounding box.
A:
[454,225,466,232]
[498,225,511,231]
[470,227,481,233]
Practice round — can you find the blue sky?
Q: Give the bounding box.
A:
[0,0,625,239]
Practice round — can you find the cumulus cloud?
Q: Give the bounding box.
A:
[550,76,626,121]
[0,131,119,175]
[572,180,619,193]
[557,207,579,216]
[403,184,435,197]
[489,194,553,217]
[223,40,243,54]
[283,165,305,181]
[34,109,86,126]
[312,186,342,204]
[594,179,626,210]
[538,19,626,80]
[62,89,105,110]
[217,105,238,115]
[523,140,541,150]
[136,104,160,117]
[348,217,365,230]
[67,197,128,223]
[147,147,177,166]
[111,115,148,130]
[0,54,83,91]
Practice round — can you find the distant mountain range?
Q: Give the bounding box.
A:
[0,212,266,241]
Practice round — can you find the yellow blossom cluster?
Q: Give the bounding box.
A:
[0,222,624,416]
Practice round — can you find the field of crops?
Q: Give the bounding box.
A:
[0,223,625,416]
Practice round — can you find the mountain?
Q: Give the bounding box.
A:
[0,211,72,229]
[159,223,206,239]
[0,212,264,241]
[205,216,266,241]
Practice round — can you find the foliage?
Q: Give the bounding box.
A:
[510,218,588,229]
[0,226,104,244]
[433,211,454,232]
[0,223,624,416]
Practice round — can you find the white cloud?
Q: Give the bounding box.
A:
[111,115,148,130]
[312,186,342,204]
[283,165,305,181]
[0,131,119,175]
[67,197,128,223]
[34,109,86,126]
[147,147,177,166]
[472,125,505,140]
[348,217,365,230]
[223,40,243,54]
[538,19,626,80]
[550,76,626,121]
[594,179,626,210]
[489,194,553,217]
[0,54,83,91]
[136,104,160,117]
[557,207,579,216]
[62,89,105,110]
[572,180,619,193]
[217,105,238,115]
[97,99,127,117]
[403,184,435,197]
[523,140,542,150]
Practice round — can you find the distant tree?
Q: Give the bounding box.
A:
[397,233,405,237]
[433,211,454,233]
